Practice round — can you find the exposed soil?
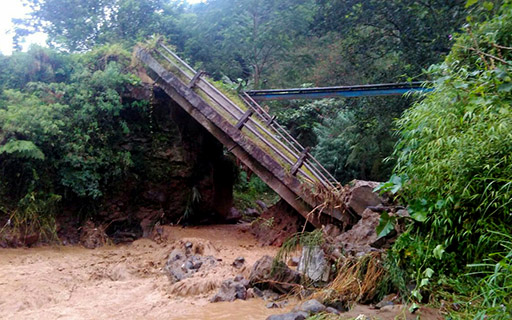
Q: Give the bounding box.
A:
[0,224,441,320]
[250,199,305,247]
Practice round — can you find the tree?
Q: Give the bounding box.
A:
[183,0,314,87]
[15,0,186,51]
[313,0,467,78]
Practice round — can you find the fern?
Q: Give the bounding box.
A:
[0,140,45,160]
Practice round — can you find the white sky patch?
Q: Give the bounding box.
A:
[0,0,47,55]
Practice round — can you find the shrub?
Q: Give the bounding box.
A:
[0,45,141,237]
[388,0,512,306]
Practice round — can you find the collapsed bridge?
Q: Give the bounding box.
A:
[135,43,343,228]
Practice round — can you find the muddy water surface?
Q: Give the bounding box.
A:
[0,224,289,320]
[0,224,442,320]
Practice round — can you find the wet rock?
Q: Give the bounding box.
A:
[376,300,394,309]
[249,255,301,293]
[335,208,384,255]
[226,207,242,223]
[248,287,263,298]
[266,300,288,309]
[299,289,313,299]
[326,300,348,312]
[345,180,383,216]
[168,248,186,262]
[375,293,398,309]
[187,257,203,270]
[295,299,326,314]
[323,224,341,238]
[325,307,341,315]
[210,279,247,302]
[262,289,280,301]
[164,251,188,283]
[396,209,410,217]
[256,200,268,211]
[298,246,329,282]
[245,208,260,218]
[164,247,216,284]
[380,305,400,312]
[232,256,245,268]
[233,275,250,288]
[266,312,308,320]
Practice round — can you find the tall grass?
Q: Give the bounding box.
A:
[468,231,512,318]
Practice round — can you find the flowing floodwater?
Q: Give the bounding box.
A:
[0,225,290,320]
[0,224,442,320]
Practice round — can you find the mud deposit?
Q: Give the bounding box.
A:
[0,225,292,320]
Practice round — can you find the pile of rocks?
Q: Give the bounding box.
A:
[163,241,217,283]
[209,254,301,303]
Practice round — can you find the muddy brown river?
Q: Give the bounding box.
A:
[0,224,441,320]
[0,225,294,319]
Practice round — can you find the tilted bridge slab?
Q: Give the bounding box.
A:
[135,43,343,227]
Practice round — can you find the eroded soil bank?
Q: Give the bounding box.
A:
[0,224,441,320]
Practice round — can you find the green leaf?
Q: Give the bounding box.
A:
[409,207,427,222]
[482,1,494,11]
[465,0,478,8]
[374,174,403,195]
[376,211,396,238]
[0,140,45,160]
[498,83,512,93]
[411,289,423,301]
[424,268,435,278]
[409,302,420,313]
[433,244,445,260]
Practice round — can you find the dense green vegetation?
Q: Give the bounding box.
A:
[15,0,472,182]
[0,45,145,238]
[2,0,511,317]
[383,1,512,317]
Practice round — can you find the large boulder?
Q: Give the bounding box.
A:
[335,208,381,255]
[249,255,301,293]
[266,312,308,320]
[297,246,329,282]
[344,180,383,217]
[210,278,247,302]
[295,299,326,314]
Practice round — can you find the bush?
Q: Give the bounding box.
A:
[388,0,512,309]
[0,45,141,236]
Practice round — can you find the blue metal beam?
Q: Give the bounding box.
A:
[246,82,433,101]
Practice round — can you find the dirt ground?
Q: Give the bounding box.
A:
[0,224,442,320]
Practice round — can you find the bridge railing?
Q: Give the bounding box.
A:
[154,42,339,190]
